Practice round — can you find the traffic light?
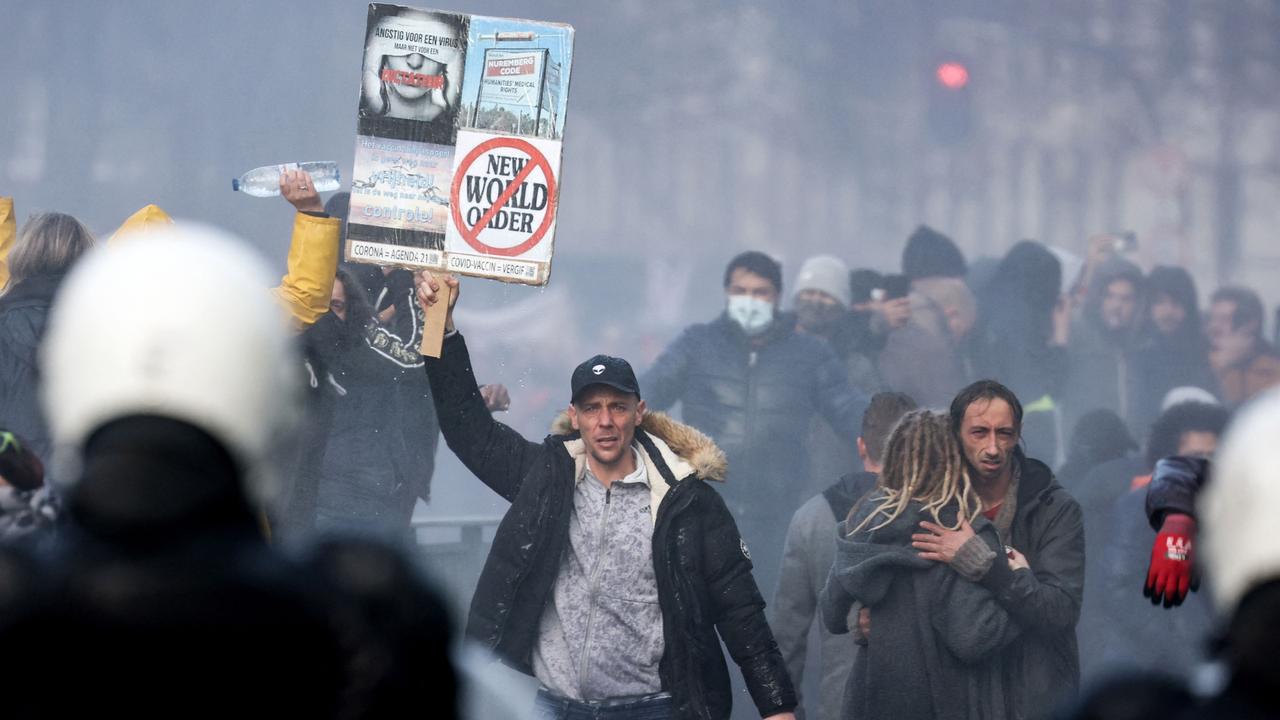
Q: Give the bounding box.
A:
[936,62,969,89]
[927,59,973,145]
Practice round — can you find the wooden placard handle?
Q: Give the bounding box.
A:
[418,279,452,358]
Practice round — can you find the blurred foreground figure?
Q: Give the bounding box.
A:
[0,429,57,544]
[1068,388,1280,718]
[1,173,339,488]
[416,271,796,720]
[0,226,455,719]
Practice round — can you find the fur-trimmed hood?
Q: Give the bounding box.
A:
[550,410,727,483]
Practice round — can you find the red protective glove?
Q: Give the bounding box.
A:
[1144,513,1198,608]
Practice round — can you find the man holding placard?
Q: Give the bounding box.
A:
[416,272,797,720]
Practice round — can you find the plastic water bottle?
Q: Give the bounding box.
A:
[232,161,341,197]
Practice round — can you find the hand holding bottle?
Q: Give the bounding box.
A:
[280,169,324,214]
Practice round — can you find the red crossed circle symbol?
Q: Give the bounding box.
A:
[449,137,557,257]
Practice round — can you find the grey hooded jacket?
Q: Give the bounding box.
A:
[821,495,1020,720]
[771,472,876,720]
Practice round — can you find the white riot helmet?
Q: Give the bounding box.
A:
[40,223,300,506]
[1200,387,1280,616]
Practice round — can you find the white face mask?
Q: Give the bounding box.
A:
[727,294,775,336]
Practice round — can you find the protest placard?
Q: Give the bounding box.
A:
[346,4,574,308]
[345,5,572,355]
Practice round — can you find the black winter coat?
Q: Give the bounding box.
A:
[296,311,439,535]
[424,333,796,720]
[641,313,866,513]
[0,274,63,463]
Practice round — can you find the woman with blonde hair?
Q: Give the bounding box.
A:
[821,410,1019,720]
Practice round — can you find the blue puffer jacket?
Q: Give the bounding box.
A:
[641,313,866,513]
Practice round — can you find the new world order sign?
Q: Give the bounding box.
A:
[346,4,574,285]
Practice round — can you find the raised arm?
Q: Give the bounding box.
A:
[416,272,542,501]
[272,169,340,330]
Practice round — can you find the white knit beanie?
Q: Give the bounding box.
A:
[793,255,851,307]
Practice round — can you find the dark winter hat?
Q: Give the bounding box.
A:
[0,430,45,492]
[571,355,641,403]
[902,225,967,280]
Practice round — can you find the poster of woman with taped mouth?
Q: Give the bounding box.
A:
[359,4,468,144]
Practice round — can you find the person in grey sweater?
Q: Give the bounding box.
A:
[821,410,1020,720]
[771,391,917,720]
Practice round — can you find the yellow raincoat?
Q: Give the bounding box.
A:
[0,197,14,291]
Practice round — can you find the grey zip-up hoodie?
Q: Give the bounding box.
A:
[821,495,1020,720]
[532,446,665,700]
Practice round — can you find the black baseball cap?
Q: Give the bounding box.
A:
[571,355,641,403]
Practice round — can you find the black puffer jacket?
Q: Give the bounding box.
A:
[0,274,63,463]
[425,333,796,720]
[641,313,865,511]
[301,309,439,535]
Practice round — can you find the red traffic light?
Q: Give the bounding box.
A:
[935,62,969,90]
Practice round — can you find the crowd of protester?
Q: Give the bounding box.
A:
[2,170,1280,720]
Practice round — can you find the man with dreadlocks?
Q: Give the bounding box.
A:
[821,410,1019,720]
[911,380,1085,717]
